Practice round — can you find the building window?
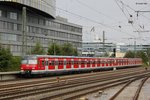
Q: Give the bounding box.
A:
[0,10,2,17]
[14,24,17,31]
[10,12,17,20]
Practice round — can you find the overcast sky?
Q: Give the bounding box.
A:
[56,0,150,45]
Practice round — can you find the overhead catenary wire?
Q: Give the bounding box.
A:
[41,0,136,38]
[75,0,135,35]
[75,0,117,21]
[114,0,144,36]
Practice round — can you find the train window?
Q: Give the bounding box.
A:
[66,61,69,65]
[64,61,66,65]
[58,61,61,65]
[93,61,95,64]
[55,61,58,65]
[51,61,55,66]
[95,61,97,64]
[90,61,92,64]
[68,61,71,64]
[78,61,81,64]
[77,61,78,64]
[37,60,40,65]
[81,61,84,64]
[84,60,86,64]
[87,61,90,64]
[21,60,28,64]
[60,61,61,65]
[42,61,45,66]
[45,61,48,66]
[75,61,77,64]
[107,60,110,64]
[72,61,74,65]
[49,61,52,66]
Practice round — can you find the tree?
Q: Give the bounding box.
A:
[124,50,149,66]
[0,45,13,71]
[61,43,74,56]
[124,51,135,58]
[73,48,78,56]
[47,43,61,55]
[10,56,21,71]
[145,49,150,65]
[136,51,148,65]
[31,41,45,55]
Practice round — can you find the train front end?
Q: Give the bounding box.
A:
[21,55,38,75]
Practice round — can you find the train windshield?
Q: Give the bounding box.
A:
[22,56,37,64]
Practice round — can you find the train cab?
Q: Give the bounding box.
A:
[21,55,38,75]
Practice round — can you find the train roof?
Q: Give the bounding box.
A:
[23,55,141,59]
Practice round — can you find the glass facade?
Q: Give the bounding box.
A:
[9,12,17,20]
[0,0,56,18]
[0,10,2,17]
[0,4,82,56]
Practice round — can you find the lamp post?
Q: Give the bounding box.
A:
[128,38,136,58]
[22,7,27,57]
[103,31,105,53]
[53,40,56,55]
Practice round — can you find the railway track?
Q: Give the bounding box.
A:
[40,71,150,100]
[0,67,149,100]
[0,67,143,87]
[109,76,148,100]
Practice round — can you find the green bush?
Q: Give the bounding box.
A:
[0,45,21,72]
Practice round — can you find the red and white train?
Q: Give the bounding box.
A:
[21,55,142,75]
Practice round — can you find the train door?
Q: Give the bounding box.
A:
[45,58,49,71]
[63,58,66,70]
[83,59,88,68]
[92,59,95,68]
[49,58,55,70]
[79,59,81,68]
[38,57,44,70]
[66,58,71,69]
[108,59,110,66]
[95,59,97,67]
[118,59,120,66]
[118,59,121,66]
[114,59,116,66]
[90,59,92,68]
[81,58,84,68]
[122,59,125,65]
[55,58,58,70]
[102,59,104,67]
[123,59,125,66]
[71,59,74,69]
[74,58,78,69]
[110,59,112,66]
[116,59,118,66]
[97,58,100,67]
[111,59,114,66]
[58,58,63,70]
[106,59,108,66]
[87,58,90,68]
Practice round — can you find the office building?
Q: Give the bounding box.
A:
[0,0,82,56]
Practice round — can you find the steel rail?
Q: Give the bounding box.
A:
[29,72,150,100]
[133,77,149,100]
[0,70,145,98]
[0,68,144,92]
[0,67,142,87]
[109,80,133,100]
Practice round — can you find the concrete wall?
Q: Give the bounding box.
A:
[0,71,20,80]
